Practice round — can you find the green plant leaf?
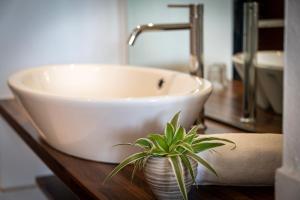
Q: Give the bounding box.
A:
[135,138,153,149]
[149,134,169,152]
[187,152,217,176]
[168,156,188,200]
[150,148,168,156]
[183,133,197,144]
[173,126,185,144]
[137,157,144,170]
[177,142,194,153]
[142,156,150,168]
[193,137,236,149]
[167,152,181,157]
[192,142,225,153]
[165,123,174,145]
[103,152,148,183]
[170,111,181,129]
[175,146,185,154]
[180,155,196,183]
[112,143,133,147]
[131,159,141,182]
[187,125,200,135]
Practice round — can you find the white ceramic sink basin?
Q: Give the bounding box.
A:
[233,51,284,114]
[8,64,212,163]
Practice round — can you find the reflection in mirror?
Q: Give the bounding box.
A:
[205,0,283,133]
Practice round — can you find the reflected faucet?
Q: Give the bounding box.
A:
[241,2,258,123]
[241,2,284,123]
[128,4,206,129]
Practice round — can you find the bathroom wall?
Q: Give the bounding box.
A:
[276,0,300,198]
[0,0,126,189]
[127,0,233,79]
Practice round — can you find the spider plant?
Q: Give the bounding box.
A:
[104,112,235,200]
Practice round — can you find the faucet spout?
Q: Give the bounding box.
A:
[128,26,142,46]
[128,23,191,46]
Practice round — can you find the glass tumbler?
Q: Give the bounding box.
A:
[207,63,228,90]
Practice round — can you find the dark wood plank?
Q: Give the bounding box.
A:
[190,186,274,200]
[36,175,274,200]
[205,80,282,133]
[0,99,274,200]
[36,176,79,200]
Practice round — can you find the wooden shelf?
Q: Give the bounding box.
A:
[36,176,78,200]
[0,99,274,200]
[37,175,274,200]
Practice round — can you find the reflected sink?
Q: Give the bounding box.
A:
[8,64,212,163]
[233,51,284,114]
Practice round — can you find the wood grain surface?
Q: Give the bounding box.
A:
[0,99,274,200]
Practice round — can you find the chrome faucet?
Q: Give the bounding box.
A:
[240,2,258,123]
[241,2,284,123]
[128,4,205,128]
[128,4,204,77]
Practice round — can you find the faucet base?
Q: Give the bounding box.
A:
[195,110,207,132]
[197,121,207,132]
[240,117,255,123]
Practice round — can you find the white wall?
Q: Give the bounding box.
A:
[0,0,126,189]
[127,0,233,79]
[276,0,300,199]
[0,0,234,189]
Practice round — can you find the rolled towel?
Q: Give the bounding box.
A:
[196,133,282,186]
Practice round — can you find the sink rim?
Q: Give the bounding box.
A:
[232,50,284,71]
[8,64,212,104]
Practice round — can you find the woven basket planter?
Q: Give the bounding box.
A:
[144,157,198,200]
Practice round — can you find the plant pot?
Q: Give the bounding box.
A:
[144,157,198,200]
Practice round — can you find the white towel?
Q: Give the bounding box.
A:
[196,133,282,186]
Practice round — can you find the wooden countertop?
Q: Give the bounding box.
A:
[0,99,274,200]
[205,80,282,133]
